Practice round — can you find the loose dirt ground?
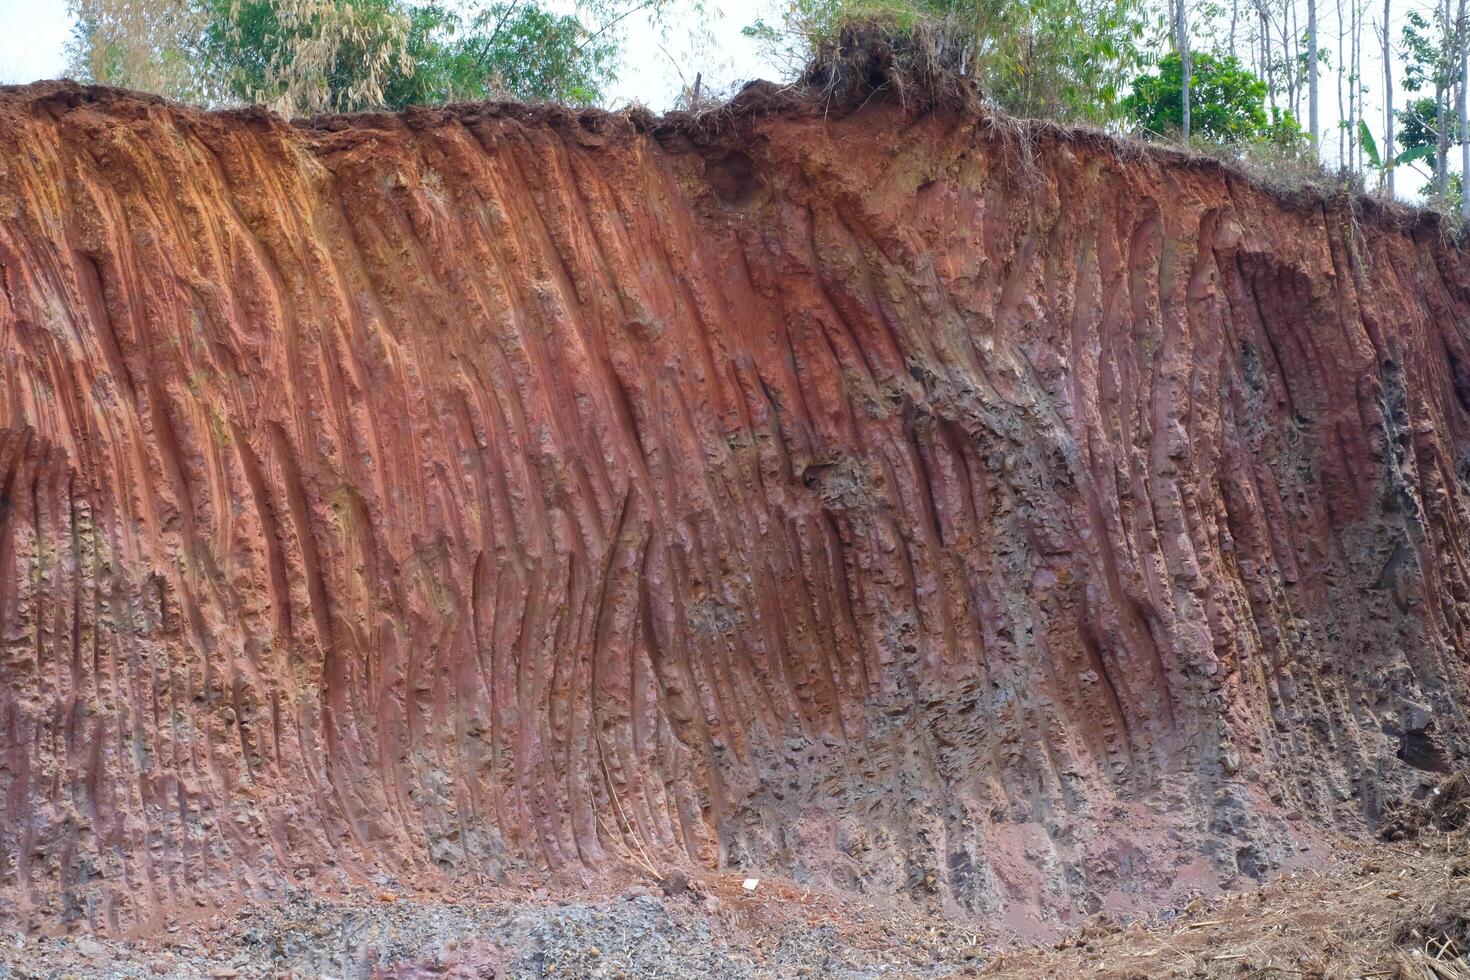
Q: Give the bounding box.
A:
[3,821,1467,979]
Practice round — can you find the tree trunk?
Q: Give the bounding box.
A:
[1338,0,1347,163]
[1309,0,1320,146]
[1261,4,1277,110]
[1385,0,1395,195]
[1438,83,1449,198]
[1352,0,1362,171]
[1178,0,1192,141]
[1353,0,1361,170]
[1461,0,1469,215]
[1288,0,1299,115]
[968,6,982,79]
[1441,0,1453,199]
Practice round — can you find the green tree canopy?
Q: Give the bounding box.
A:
[1123,52,1302,144]
[68,0,642,114]
[1396,95,1461,151]
[392,3,616,107]
[193,0,414,113]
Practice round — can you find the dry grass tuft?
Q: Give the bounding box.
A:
[982,772,1470,979]
[1383,772,1470,842]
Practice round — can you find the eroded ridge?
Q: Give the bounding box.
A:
[1,81,1467,934]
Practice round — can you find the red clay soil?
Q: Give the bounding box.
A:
[0,79,1468,939]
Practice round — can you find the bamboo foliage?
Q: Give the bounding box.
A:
[237,0,414,115]
[65,0,212,101]
[64,0,668,114]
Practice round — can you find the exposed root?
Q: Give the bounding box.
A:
[595,730,663,881]
[795,18,981,114]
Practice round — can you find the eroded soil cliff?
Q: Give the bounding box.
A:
[1,80,1468,937]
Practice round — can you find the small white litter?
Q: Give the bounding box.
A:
[742,878,760,893]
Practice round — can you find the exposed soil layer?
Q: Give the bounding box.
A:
[2,79,1470,937]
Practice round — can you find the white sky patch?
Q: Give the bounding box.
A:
[596,2,783,108]
[0,0,71,84]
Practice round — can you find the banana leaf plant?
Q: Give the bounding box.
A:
[1361,119,1437,188]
